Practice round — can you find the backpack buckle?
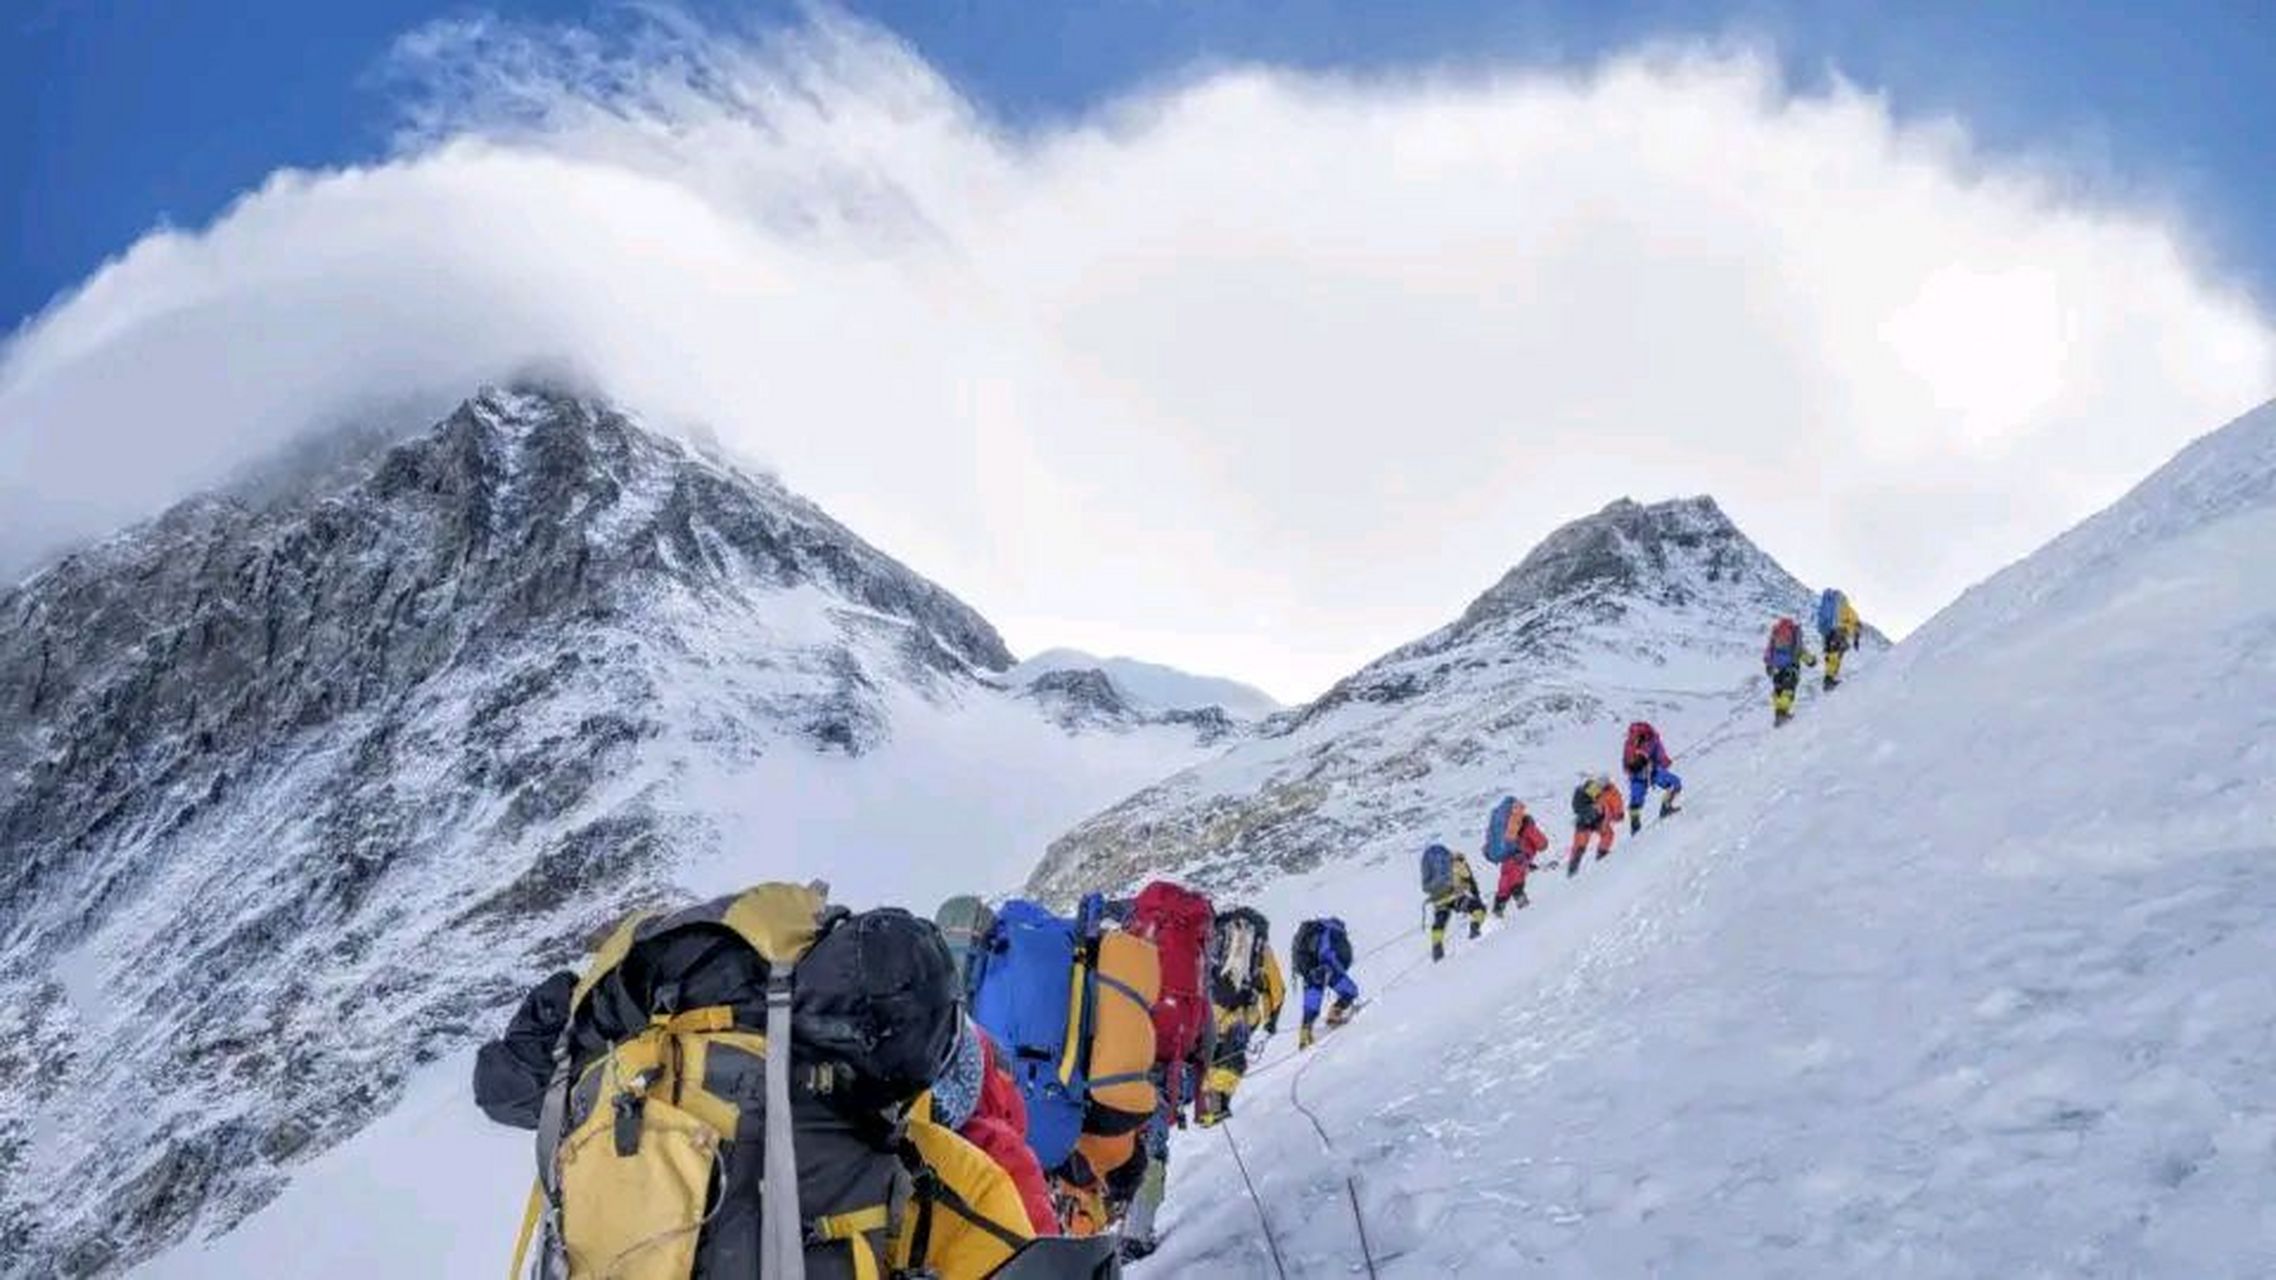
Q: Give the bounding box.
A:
[611,1088,646,1157]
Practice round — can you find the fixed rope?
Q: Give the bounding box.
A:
[1217,1119,1291,1280]
[1197,671,1809,1271]
[1277,944,1440,1280]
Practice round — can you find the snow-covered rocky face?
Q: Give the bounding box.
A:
[1027,494,1842,920]
[0,387,1224,1277]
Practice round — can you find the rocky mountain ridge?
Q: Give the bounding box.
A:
[1028,496,1855,903]
[0,387,1209,1276]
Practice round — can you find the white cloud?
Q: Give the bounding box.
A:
[3,12,2270,700]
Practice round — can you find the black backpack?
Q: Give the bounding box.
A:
[1291,918,1352,980]
[1209,907,1272,1007]
[1572,782,1602,829]
[504,886,979,1280]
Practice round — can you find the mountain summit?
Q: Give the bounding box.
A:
[0,388,1215,1276]
[1027,496,1829,902]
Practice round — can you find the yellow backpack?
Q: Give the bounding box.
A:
[509,884,1032,1280]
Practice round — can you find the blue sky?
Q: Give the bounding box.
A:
[7,1,2274,332]
[5,1,2274,696]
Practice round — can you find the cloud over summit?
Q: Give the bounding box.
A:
[3,11,2269,698]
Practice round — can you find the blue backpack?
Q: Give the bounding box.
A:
[969,896,1102,1171]
[1420,843,1455,896]
[1482,796,1519,863]
[1816,588,1845,637]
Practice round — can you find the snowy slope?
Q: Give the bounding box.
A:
[0,388,1218,1277]
[1132,403,2276,1276]
[1030,497,1853,905]
[1011,648,1284,719]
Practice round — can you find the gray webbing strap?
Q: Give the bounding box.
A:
[761,974,806,1280]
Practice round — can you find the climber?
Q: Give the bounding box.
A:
[473,884,1038,1279]
[1621,720,1683,834]
[969,895,1160,1239]
[1290,917,1361,1048]
[1764,615,1819,725]
[1420,842,1488,961]
[1197,906,1286,1126]
[1566,775,1625,876]
[1816,588,1864,690]
[925,1016,1060,1235]
[1123,881,1216,1127]
[1112,882,1213,1258]
[1481,795,1550,914]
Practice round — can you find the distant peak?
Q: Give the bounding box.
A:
[1448,494,1782,633]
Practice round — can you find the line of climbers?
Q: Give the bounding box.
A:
[1415,715,1679,959]
[1417,588,1868,960]
[472,876,1367,1277]
[1764,587,1865,725]
[467,591,1867,1279]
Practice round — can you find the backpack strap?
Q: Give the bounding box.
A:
[1084,968,1153,1089]
[506,1181,543,1280]
[762,974,803,1279]
[908,1160,1032,1254]
[725,885,833,1280]
[809,1206,892,1280]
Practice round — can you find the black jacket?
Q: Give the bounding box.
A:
[472,969,575,1130]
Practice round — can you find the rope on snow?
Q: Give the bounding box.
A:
[1218,1118,1292,1280]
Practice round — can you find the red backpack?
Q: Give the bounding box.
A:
[1623,721,1657,772]
[1125,881,1214,1106]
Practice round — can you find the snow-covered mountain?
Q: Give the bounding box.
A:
[1009,665,1250,744]
[1010,649,1284,720]
[1132,403,2276,1275]
[1029,496,1852,904]
[0,388,1220,1277]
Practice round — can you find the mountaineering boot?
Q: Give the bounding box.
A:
[1660,795,1681,818]
[1566,854,1581,878]
[1120,1236,1160,1263]
[1431,939,1445,962]
[1299,1024,1317,1049]
[1513,887,1529,910]
[1774,708,1792,727]
[1467,919,1482,940]
[1629,811,1642,836]
[1326,1000,1353,1028]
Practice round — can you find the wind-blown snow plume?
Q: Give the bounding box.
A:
[3,9,2272,695]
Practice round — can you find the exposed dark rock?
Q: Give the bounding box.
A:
[1030,496,1839,904]
[0,386,1027,1276]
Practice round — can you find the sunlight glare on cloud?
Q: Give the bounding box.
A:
[1,11,2268,699]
